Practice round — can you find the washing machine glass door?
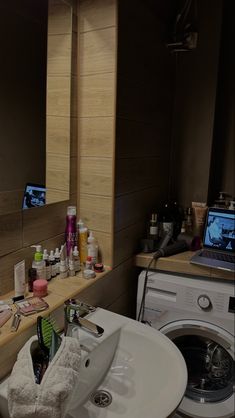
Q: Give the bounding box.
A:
[160,320,234,408]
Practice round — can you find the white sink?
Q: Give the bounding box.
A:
[0,308,187,418]
[64,308,187,418]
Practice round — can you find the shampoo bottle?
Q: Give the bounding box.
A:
[77,219,88,264]
[31,245,45,279]
[65,206,77,256]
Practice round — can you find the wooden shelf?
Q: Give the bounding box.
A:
[135,251,234,281]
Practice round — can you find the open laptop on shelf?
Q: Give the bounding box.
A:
[190,207,235,272]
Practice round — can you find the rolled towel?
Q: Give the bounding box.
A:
[8,335,81,418]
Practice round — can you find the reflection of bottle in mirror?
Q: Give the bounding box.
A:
[148,213,158,240]
[65,206,77,256]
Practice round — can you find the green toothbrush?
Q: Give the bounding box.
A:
[37,316,62,361]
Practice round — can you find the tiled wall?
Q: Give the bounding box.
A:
[78,0,117,267]
[112,0,175,313]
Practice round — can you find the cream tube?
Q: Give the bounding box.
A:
[192,202,208,238]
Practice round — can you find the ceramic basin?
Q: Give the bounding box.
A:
[0,308,187,418]
[64,308,187,418]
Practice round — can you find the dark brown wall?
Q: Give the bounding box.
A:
[170,0,223,208]
[113,0,176,315]
[0,1,47,213]
[208,0,235,202]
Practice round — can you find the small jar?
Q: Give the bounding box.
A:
[28,268,37,292]
[33,279,48,298]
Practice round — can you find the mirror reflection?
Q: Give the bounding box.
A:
[0,0,72,216]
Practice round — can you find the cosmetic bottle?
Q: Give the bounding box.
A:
[65,206,77,256]
[77,219,88,264]
[28,268,37,292]
[31,245,46,279]
[14,260,26,297]
[85,256,93,270]
[49,250,57,278]
[73,246,81,273]
[43,249,51,281]
[60,244,68,279]
[69,248,75,277]
[54,248,61,275]
[87,232,98,265]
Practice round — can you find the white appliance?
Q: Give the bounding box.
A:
[137,271,235,418]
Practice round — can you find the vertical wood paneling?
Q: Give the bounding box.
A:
[78,0,117,265]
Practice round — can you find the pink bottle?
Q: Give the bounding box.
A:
[65,206,77,256]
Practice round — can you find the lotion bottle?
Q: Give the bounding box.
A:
[31,245,45,279]
[87,231,98,265]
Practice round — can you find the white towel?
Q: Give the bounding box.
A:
[8,335,81,418]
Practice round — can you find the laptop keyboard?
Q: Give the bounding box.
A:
[200,250,235,264]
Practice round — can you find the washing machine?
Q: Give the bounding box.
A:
[137,271,235,418]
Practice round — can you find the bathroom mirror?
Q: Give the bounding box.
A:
[0,0,73,216]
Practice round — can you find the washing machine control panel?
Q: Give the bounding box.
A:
[197,294,212,310]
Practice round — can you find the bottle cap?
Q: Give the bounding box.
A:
[67,206,76,216]
[54,248,60,258]
[49,250,55,261]
[43,249,48,260]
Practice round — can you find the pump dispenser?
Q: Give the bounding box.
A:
[31,245,45,279]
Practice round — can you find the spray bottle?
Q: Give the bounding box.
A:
[77,219,88,264]
[65,206,77,256]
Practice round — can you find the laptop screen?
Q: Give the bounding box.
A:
[203,208,235,253]
[22,183,46,209]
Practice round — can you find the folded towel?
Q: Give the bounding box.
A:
[8,335,81,418]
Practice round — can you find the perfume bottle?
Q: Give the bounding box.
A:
[65,206,77,256]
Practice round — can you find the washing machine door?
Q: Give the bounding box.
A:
[160,319,234,418]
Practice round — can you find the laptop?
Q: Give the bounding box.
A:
[190,207,235,272]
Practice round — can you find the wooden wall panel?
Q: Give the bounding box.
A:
[78,73,115,118]
[80,158,113,196]
[80,194,112,233]
[80,27,116,75]
[78,0,117,266]
[79,0,116,33]
[79,117,114,157]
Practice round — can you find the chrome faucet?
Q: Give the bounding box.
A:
[64,299,104,338]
